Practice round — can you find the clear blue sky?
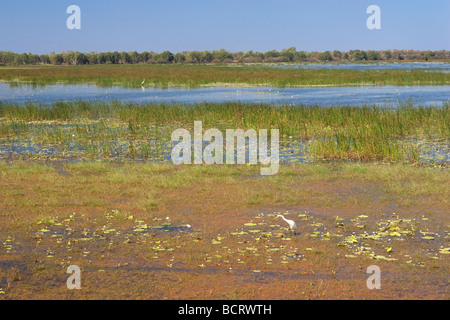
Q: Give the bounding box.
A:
[1,0,449,54]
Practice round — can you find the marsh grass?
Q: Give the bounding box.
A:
[0,101,448,164]
[0,64,449,88]
[1,161,447,206]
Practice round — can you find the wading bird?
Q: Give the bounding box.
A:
[276,214,297,235]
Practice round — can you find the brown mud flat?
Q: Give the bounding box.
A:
[0,161,448,300]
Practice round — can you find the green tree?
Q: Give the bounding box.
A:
[295,51,307,61]
[264,50,280,60]
[87,53,98,64]
[40,54,50,64]
[424,50,435,61]
[318,51,333,61]
[187,51,202,63]
[212,49,233,62]
[120,52,132,64]
[201,51,214,63]
[157,51,174,64]
[129,51,139,64]
[280,51,294,62]
[75,53,88,65]
[49,54,64,65]
[367,50,380,60]
[0,51,15,64]
[174,52,186,63]
[96,53,106,64]
[333,50,342,58]
[14,53,29,65]
[280,47,297,62]
[112,51,120,64]
[350,50,367,61]
[28,54,41,65]
[63,52,76,65]
[139,52,151,63]
[103,52,113,64]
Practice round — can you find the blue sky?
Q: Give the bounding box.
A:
[1,0,449,54]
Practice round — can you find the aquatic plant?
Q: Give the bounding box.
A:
[0,101,448,164]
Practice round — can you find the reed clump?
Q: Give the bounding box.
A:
[0,101,448,163]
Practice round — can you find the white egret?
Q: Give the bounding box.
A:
[276,214,297,234]
[141,78,145,85]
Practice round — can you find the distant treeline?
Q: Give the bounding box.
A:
[1,48,449,66]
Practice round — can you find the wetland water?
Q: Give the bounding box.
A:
[263,61,450,71]
[1,128,448,165]
[1,62,448,164]
[0,83,449,107]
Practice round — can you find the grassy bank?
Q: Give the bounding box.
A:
[0,101,448,163]
[1,64,449,87]
[0,161,448,299]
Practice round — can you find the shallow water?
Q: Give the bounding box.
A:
[1,136,448,165]
[263,61,450,71]
[0,83,449,107]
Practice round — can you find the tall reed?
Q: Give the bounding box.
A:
[0,101,448,163]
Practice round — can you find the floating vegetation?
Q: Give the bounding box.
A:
[212,210,450,267]
[11,209,196,273]
[0,199,448,299]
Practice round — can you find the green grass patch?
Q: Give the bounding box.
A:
[0,64,448,88]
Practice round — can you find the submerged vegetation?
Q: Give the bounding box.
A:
[0,101,448,164]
